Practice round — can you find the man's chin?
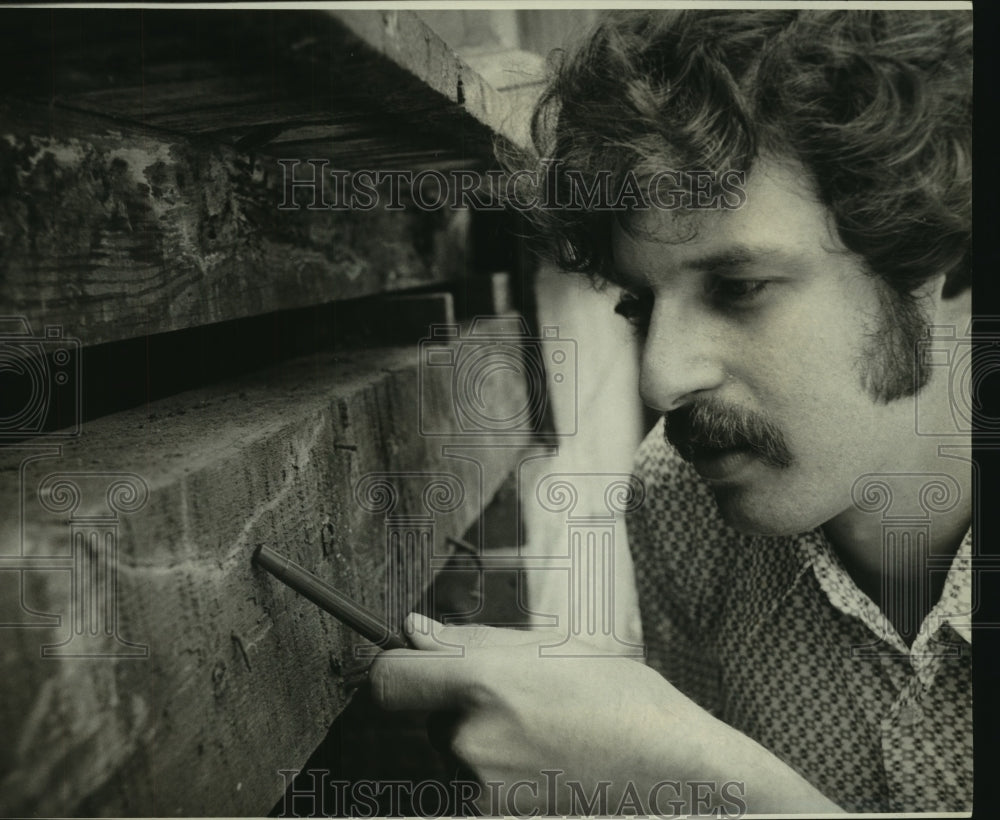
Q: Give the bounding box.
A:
[709,484,818,538]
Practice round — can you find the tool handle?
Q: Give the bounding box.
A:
[254,545,408,650]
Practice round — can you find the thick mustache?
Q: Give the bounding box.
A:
[664,401,793,469]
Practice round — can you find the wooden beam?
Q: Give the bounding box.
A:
[0,9,539,162]
[326,9,539,149]
[0,338,535,816]
[0,97,472,348]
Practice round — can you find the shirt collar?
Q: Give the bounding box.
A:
[933,528,973,645]
[793,525,973,656]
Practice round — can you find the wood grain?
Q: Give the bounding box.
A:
[0,340,535,815]
[0,9,539,163]
[0,98,472,348]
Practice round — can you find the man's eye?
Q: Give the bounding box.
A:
[709,278,770,306]
[614,289,653,329]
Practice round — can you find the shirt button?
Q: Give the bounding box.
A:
[898,702,923,726]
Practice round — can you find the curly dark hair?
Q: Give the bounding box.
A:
[520,10,971,298]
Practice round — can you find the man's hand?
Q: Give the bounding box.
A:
[369,613,841,816]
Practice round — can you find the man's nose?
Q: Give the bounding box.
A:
[638,303,727,412]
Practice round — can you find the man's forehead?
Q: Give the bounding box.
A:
[612,226,784,285]
[612,158,842,280]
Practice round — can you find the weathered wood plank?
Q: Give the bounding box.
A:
[0,338,534,816]
[0,97,471,348]
[326,9,536,149]
[0,9,537,162]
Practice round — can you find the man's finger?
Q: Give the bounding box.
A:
[369,648,481,711]
[371,615,561,711]
[402,612,559,651]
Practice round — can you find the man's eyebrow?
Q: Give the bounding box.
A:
[682,244,781,274]
[606,267,649,290]
[609,243,786,288]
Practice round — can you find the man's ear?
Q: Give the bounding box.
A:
[931,274,972,332]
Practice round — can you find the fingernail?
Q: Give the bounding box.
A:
[405,612,434,635]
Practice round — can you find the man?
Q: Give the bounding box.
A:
[372,10,973,815]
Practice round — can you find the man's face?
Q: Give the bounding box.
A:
[611,158,940,536]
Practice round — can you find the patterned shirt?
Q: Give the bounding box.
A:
[627,419,972,813]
